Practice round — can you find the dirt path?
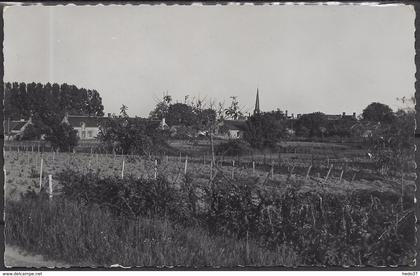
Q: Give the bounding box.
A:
[4,245,72,268]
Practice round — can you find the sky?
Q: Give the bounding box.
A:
[4,4,416,117]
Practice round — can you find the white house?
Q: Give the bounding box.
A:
[61,115,105,140]
[217,120,247,139]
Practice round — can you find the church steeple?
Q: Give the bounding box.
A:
[254,88,260,115]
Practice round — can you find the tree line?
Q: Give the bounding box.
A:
[4,82,104,120]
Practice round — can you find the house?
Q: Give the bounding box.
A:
[61,114,106,140]
[5,117,34,140]
[62,114,167,140]
[217,120,247,139]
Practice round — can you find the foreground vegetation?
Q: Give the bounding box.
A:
[5,167,415,267]
[6,194,298,267]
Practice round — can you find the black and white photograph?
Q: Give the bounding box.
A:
[2,3,417,269]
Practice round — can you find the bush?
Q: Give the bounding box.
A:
[52,169,416,266]
[215,140,251,156]
[5,190,298,267]
[205,178,415,266]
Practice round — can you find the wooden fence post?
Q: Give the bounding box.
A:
[232,160,235,179]
[39,158,44,189]
[324,164,333,182]
[339,170,344,183]
[401,174,404,211]
[48,174,53,200]
[184,156,188,175]
[270,160,274,179]
[306,165,312,180]
[121,158,125,179]
[210,160,213,180]
[154,159,158,180]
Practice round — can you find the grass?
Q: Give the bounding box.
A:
[5,197,299,267]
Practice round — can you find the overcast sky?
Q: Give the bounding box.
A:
[4,4,415,117]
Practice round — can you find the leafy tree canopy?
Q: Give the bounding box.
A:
[362,102,395,124]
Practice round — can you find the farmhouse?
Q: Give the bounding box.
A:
[217,120,247,139]
[61,114,168,140]
[5,118,33,140]
[61,114,106,140]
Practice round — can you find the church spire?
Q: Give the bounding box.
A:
[254,88,260,115]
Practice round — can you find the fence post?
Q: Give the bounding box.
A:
[232,160,235,179]
[270,160,274,179]
[252,161,255,175]
[154,159,158,180]
[324,164,333,183]
[121,158,125,179]
[48,174,53,200]
[210,160,213,180]
[184,156,188,175]
[339,169,344,183]
[306,165,312,180]
[39,158,44,189]
[401,174,404,211]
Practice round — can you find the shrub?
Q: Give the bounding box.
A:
[5,191,299,267]
[215,140,251,156]
[53,169,415,266]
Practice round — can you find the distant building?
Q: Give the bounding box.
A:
[254,88,260,115]
[217,120,247,139]
[5,117,33,140]
[62,114,167,140]
[325,112,357,121]
[62,114,106,140]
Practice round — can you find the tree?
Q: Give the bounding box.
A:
[149,94,172,120]
[98,112,168,156]
[195,108,216,131]
[166,103,196,127]
[362,102,395,124]
[365,98,415,175]
[120,104,128,118]
[244,112,286,149]
[224,96,244,120]
[295,112,328,138]
[4,81,105,120]
[44,121,79,152]
[326,116,358,138]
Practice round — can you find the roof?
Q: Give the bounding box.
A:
[9,121,27,131]
[222,120,247,131]
[325,114,342,121]
[65,115,106,128]
[64,115,162,129]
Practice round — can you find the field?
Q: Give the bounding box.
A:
[4,140,416,267]
[4,141,415,200]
